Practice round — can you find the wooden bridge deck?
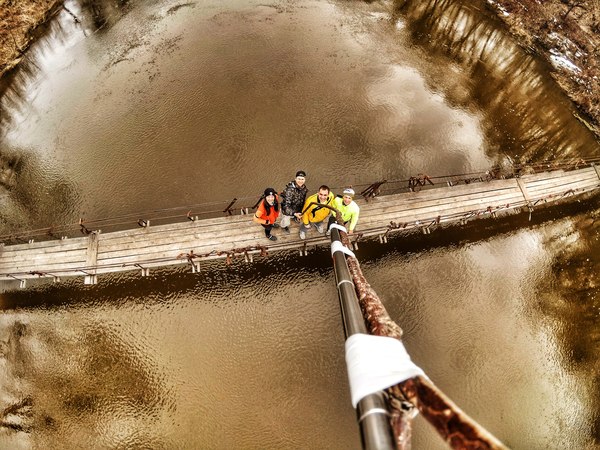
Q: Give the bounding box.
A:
[1,165,599,287]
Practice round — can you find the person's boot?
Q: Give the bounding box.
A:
[282,226,290,233]
[267,234,277,241]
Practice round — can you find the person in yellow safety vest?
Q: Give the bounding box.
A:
[299,185,335,240]
[328,188,360,235]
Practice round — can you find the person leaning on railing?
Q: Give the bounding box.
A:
[328,188,360,235]
[299,184,335,240]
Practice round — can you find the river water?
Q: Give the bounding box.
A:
[0,0,599,448]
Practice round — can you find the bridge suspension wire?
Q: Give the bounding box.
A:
[1,157,598,244]
[329,214,508,449]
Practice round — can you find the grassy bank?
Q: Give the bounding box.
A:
[0,0,62,78]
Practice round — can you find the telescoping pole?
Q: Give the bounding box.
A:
[330,225,395,450]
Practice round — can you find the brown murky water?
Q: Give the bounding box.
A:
[0,0,599,448]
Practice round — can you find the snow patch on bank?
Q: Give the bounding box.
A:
[549,50,581,74]
[486,0,510,16]
[547,32,583,74]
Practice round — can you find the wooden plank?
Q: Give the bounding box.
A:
[362,191,524,222]
[0,193,520,274]
[1,260,92,274]
[525,173,597,189]
[371,185,521,210]
[97,220,257,247]
[92,218,255,251]
[0,242,88,260]
[94,232,332,266]
[0,260,88,275]
[364,186,515,216]
[367,179,518,206]
[524,166,593,180]
[0,236,89,253]
[514,169,594,181]
[523,169,597,189]
[84,232,100,285]
[2,228,275,267]
[0,244,88,266]
[92,213,252,240]
[361,200,523,228]
[526,177,600,198]
[97,194,532,266]
[95,237,328,269]
[593,163,600,181]
[0,256,88,273]
[96,234,270,261]
[96,227,265,256]
[362,200,519,225]
[100,188,532,253]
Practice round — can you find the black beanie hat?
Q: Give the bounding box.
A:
[264,187,277,197]
[295,170,306,178]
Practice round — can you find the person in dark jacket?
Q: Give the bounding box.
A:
[279,170,308,233]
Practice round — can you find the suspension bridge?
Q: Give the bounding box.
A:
[0,160,599,288]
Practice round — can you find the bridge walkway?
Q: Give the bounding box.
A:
[0,165,598,287]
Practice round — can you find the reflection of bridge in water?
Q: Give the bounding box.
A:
[0,160,599,288]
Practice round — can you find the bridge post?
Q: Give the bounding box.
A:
[592,163,600,181]
[84,231,99,285]
[330,226,395,450]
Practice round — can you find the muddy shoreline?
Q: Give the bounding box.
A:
[484,0,600,138]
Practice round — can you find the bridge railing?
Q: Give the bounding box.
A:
[0,157,598,245]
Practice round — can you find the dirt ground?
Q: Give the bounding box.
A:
[485,0,600,137]
[1,0,600,139]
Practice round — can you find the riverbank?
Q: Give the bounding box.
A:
[1,0,600,140]
[485,0,600,138]
[0,0,62,78]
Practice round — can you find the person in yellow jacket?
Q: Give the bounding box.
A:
[299,185,335,240]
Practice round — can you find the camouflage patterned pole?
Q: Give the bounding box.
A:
[334,220,508,450]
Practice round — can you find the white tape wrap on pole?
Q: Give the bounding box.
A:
[345,333,426,408]
[331,241,356,259]
[329,223,347,233]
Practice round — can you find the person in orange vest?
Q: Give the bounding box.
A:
[253,187,280,241]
